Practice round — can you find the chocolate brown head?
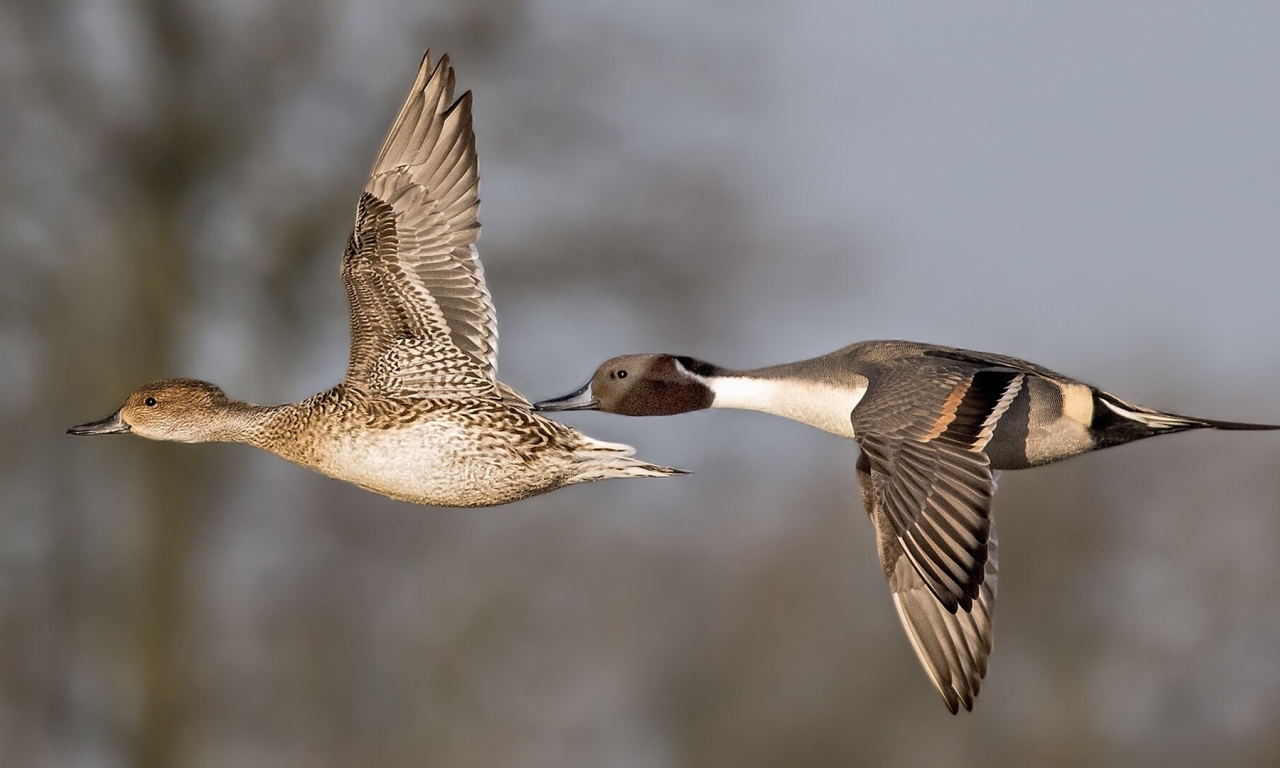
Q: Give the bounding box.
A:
[535,354,720,416]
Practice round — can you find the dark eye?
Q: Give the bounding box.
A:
[145,397,157,407]
[616,370,627,379]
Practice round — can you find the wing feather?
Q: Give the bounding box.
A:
[853,368,1022,611]
[342,52,499,396]
[859,453,998,713]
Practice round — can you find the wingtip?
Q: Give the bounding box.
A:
[414,50,456,100]
[448,88,475,117]
[943,693,961,715]
[941,685,977,715]
[436,53,455,91]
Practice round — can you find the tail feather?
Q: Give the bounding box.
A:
[1193,418,1280,431]
[1093,391,1280,445]
[569,435,689,483]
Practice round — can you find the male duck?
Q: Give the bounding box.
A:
[68,52,683,507]
[535,340,1279,712]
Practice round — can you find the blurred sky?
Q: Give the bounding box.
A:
[459,0,1280,407]
[5,1,1280,767]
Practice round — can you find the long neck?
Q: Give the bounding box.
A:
[703,362,867,439]
[199,400,295,445]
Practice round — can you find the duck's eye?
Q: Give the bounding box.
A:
[145,397,157,407]
[615,370,627,379]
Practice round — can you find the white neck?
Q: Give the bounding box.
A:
[706,374,866,439]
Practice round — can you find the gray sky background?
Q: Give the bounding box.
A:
[5,1,1280,766]
[462,0,1280,401]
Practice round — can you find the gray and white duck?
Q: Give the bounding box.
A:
[534,339,1280,712]
[68,52,684,506]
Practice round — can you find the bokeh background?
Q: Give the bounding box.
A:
[4,1,1280,766]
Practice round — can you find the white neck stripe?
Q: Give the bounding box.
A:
[707,375,866,439]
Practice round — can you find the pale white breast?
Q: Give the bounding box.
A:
[310,420,517,505]
[708,376,867,439]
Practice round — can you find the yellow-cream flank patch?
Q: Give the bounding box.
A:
[1061,382,1095,424]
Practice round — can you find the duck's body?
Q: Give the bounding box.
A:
[689,340,1264,469]
[535,339,1280,711]
[288,387,668,507]
[68,53,682,506]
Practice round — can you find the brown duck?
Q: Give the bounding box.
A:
[68,52,684,506]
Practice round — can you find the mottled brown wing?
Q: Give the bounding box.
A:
[858,452,998,714]
[342,52,498,396]
[852,367,1023,611]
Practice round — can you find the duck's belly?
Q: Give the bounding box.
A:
[305,422,563,507]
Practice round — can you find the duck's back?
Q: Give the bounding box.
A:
[823,341,1100,469]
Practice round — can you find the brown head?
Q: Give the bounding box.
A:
[534,354,721,416]
[68,379,235,443]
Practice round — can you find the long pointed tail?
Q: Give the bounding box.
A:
[1191,417,1280,431]
[569,435,689,483]
[1092,391,1280,447]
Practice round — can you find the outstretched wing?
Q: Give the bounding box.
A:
[858,452,998,714]
[852,367,1023,612]
[342,52,498,396]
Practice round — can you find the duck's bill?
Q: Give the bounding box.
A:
[67,409,130,436]
[533,382,599,412]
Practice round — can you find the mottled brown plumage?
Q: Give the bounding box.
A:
[68,52,684,506]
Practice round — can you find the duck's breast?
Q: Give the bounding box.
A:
[308,417,559,507]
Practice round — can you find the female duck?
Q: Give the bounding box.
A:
[68,52,683,507]
[535,340,1279,711]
